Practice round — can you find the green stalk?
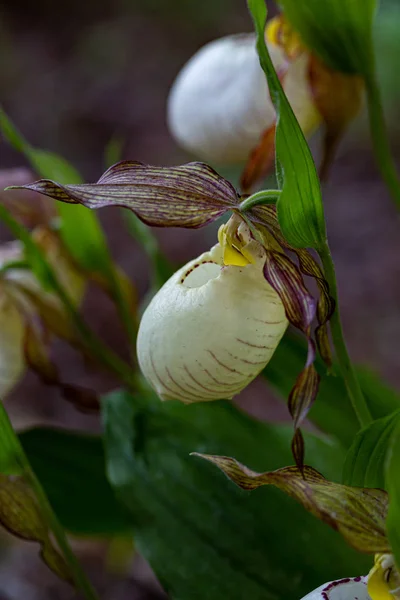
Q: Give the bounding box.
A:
[239,190,281,212]
[366,73,400,210]
[319,243,372,428]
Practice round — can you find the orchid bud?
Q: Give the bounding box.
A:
[137,216,288,403]
[167,18,321,164]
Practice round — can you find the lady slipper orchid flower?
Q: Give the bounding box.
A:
[194,456,400,600]
[137,215,288,402]
[167,15,363,190]
[12,159,334,465]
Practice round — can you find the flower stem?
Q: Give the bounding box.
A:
[239,189,281,212]
[366,73,400,210]
[319,243,372,428]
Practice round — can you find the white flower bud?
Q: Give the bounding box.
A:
[167,32,320,163]
[301,577,370,600]
[137,233,288,403]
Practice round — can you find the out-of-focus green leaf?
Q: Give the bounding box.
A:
[278,0,377,78]
[247,0,326,250]
[0,107,112,273]
[103,390,369,600]
[1,108,137,347]
[343,410,400,489]
[264,332,400,449]
[19,428,131,535]
[0,403,96,593]
[0,401,25,474]
[0,203,54,289]
[385,418,400,567]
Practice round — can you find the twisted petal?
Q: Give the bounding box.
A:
[137,243,288,403]
[194,456,390,555]
[14,161,238,229]
[263,249,319,467]
[295,248,335,367]
[252,205,334,366]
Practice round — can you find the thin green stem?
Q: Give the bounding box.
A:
[239,190,281,212]
[366,73,400,210]
[319,243,372,428]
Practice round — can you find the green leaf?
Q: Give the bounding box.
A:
[19,428,131,535]
[247,0,326,250]
[278,0,377,78]
[103,390,369,600]
[1,108,137,348]
[343,410,400,489]
[264,332,400,449]
[386,418,400,568]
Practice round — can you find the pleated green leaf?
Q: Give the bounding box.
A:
[247,0,326,250]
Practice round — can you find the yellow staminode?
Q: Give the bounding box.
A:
[266,14,304,60]
[217,223,251,267]
[368,554,400,600]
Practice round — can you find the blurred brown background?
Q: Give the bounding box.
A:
[1,0,400,597]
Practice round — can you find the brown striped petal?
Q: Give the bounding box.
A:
[193,455,390,555]
[12,161,238,229]
[263,250,319,468]
[251,205,334,367]
[295,248,335,367]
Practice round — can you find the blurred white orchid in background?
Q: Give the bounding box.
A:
[167,14,363,190]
